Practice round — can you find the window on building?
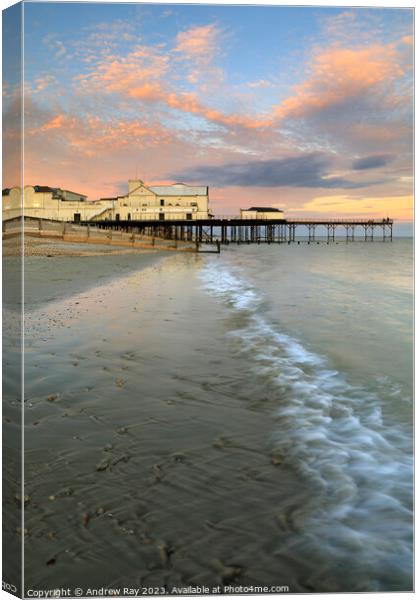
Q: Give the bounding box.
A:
[159,213,165,221]
[160,199,165,206]
[186,213,192,220]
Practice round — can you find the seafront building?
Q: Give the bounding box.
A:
[2,185,111,222]
[2,179,210,222]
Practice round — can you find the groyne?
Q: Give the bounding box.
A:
[3,218,197,252]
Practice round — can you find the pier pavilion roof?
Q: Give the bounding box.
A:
[149,184,208,196]
[246,207,283,212]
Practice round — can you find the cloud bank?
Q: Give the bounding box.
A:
[352,154,395,170]
[172,154,382,189]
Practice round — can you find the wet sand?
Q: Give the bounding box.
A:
[3,237,169,311]
[19,252,311,594]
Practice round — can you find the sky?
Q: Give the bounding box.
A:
[3,1,414,223]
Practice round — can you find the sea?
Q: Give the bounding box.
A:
[197,237,413,591]
[15,237,413,593]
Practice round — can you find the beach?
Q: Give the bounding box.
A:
[4,239,413,593]
[3,235,172,257]
[20,249,308,593]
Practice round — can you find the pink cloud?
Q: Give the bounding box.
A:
[174,24,220,64]
[76,46,270,131]
[129,84,270,129]
[28,108,173,159]
[75,46,169,94]
[164,91,270,129]
[273,43,406,121]
[40,114,68,131]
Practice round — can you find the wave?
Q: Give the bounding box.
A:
[199,259,413,592]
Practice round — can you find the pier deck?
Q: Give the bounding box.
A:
[82,217,393,247]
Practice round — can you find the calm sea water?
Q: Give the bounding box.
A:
[198,238,413,590]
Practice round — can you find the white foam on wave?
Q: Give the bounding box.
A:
[199,260,413,591]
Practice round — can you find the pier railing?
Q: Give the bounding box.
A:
[285,218,393,224]
[211,215,393,224]
[211,214,286,221]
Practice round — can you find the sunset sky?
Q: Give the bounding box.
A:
[3,2,414,222]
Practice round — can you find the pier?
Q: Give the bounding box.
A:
[82,217,393,249]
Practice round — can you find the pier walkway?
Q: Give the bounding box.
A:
[83,217,393,249]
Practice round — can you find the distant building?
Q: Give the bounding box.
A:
[99,180,210,221]
[2,186,111,222]
[240,207,285,220]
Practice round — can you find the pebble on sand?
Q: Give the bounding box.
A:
[96,459,111,472]
[15,494,31,506]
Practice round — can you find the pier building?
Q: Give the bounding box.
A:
[2,179,210,223]
[240,207,285,219]
[98,180,210,221]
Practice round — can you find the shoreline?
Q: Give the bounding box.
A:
[4,237,170,311]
